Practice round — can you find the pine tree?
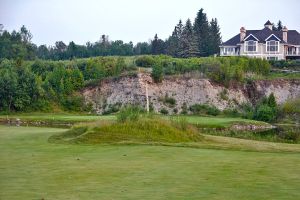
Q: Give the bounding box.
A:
[208,18,222,55]
[277,20,283,31]
[178,19,200,58]
[193,8,210,56]
[166,27,180,57]
[165,20,184,57]
[176,20,184,38]
[151,34,165,55]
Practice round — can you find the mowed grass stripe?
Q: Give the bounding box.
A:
[0,126,300,199]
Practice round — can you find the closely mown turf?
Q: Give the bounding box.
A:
[179,115,268,128]
[1,125,300,199]
[0,113,267,128]
[0,113,115,123]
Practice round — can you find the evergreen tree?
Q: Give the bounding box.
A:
[277,20,283,31]
[166,27,180,57]
[178,19,200,58]
[165,20,185,57]
[176,20,184,39]
[208,18,222,55]
[151,34,165,55]
[67,41,77,58]
[193,8,210,56]
[272,21,283,31]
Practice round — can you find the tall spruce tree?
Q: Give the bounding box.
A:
[176,20,184,39]
[165,20,184,57]
[178,19,199,58]
[166,27,180,57]
[272,20,283,31]
[193,8,210,56]
[151,34,165,55]
[277,20,283,31]
[208,18,222,55]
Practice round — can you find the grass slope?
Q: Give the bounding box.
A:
[49,117,203,144]
[1,125,300,200]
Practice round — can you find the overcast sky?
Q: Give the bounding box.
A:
[1,0,300,46]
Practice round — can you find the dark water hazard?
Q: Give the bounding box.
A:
[256,124,300,143]
[201,124,300,144]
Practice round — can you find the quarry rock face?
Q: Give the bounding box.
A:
[82,73,300,114]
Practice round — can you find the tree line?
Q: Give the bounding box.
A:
[0,57,130,112]
[0,8,221,60]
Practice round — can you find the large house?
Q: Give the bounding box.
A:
[220,20,300,60]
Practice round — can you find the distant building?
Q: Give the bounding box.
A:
[220,20,300,60]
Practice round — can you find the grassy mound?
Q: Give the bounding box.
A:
[49,116,202,144]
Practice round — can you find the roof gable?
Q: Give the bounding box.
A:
[244,34,259,41]
[265,34,281,41]
[264,20,272,25]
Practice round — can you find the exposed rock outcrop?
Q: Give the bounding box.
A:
[83,73,300,114]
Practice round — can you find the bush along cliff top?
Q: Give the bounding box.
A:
[1,55,298,113]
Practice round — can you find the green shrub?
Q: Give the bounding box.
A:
[165,97,176,105]
[254,104,275,122]
[253,93,278,122]
[281,98,300,115]
[219,89,229,101]
[103,103,121,115]
[189,104,220,116]
[206,105,221,116]
[173,108,178,114]
[135,56,155,68]
[269,60,300,70]
[223,108,240,117]
[62,94,85,112]
[152,63,163,83]
[181,102,188,114]
[117,106,144,123]
[240,103,255,119]
[162,94,176,107]
[160,108,169,115]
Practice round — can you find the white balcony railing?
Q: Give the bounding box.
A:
[286,52,300,56]
[221,52,239,56]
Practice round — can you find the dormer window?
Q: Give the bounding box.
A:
[266,40,279,52]
[245,40,257,52]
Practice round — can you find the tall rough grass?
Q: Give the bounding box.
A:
[49,107,202,144]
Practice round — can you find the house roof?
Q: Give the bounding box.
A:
[222,27,300,46]
[264,20,273,25]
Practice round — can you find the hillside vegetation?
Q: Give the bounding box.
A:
[2,55,292,114]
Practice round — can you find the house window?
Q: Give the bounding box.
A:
[245,40,257,52]
[223,47,235,55]
[266,40,279,52]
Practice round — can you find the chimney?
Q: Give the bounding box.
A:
[282,26,288,43]
[240,27,246,42]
